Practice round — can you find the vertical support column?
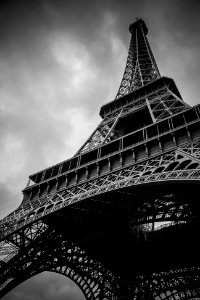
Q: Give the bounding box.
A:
[145,97,157,123]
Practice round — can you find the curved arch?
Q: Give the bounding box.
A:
[0,258,100,300]
[54,201,63,207]
[49,267,98,300]
[142,170,152,176]
[37,206,45,215]
[153,166,165,174]
[175,159,192,170]
[0,268,92,300]
[186,162,199,170]
[164,161,179,172]
[45,204,54,211]
[1,180,200,300]
[35,267,99,300]
[2,271,86,300]
[1,260,109,300]
[0,228,117,300]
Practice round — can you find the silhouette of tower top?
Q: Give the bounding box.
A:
[129,18,148,35]
[116,18,160,99]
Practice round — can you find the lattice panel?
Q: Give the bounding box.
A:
[76,114,119,155]
[0,228,119,300]
[148,87,188,120]
[1,141,200,245]
[115,19,160,99]
[0,18,200,300]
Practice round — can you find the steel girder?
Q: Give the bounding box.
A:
[115,20,160,99]
[0,224,119,300]
[1,139,200,242]
[1,18,200,300]
[1,223,200,300]
[1,141,200,299]
[76,85,188,155]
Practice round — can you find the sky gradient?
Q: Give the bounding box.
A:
[1,0,200,299]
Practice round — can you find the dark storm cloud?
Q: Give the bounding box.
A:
[1,0,200,299]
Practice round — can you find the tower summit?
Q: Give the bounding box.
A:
[116,18,160,99]
[78,19,188,154]
[1,18,200,300]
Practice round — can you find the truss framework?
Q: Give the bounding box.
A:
[1,139,200,243]
[0,18,200,300]
[1,222,200,300]
[0,225,119,300]
[77,85,189,155]
[0,141,200,299]
[115,19,160,99]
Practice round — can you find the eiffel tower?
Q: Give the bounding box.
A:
[1,18,200,300]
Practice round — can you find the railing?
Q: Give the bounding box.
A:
[0,168,200,240]
[25,104,200,188]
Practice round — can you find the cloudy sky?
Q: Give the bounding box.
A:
[1,0,200,299]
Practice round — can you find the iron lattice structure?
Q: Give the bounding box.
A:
[1,18,200,300]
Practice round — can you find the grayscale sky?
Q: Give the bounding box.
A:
[1,0,200,299]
